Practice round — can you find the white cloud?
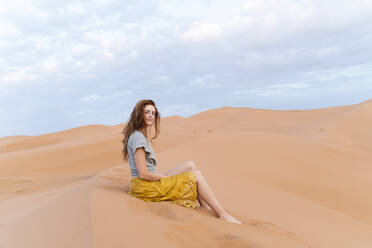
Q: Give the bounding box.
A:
[0,23,20,37]
[268,83,312,89]
[181,22,222,42]
[127,5,136,11]
[234,82,312,97]
[113,90,132,96]
[83,31,129,51]
[188,74,218,88]
[233,88,285,97]
[0,69,37,84]
[42,56,58,72]
[66,2,87,15]
[159,104,197,117]
[81,94,101,101]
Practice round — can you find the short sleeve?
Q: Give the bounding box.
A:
[129,133,151,155]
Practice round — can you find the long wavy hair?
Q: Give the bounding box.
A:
[121,99,161,162]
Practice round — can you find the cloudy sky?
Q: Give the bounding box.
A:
[1,0,372,137]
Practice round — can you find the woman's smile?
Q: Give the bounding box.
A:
[144,105,156,126]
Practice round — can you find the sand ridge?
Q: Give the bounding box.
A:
[0,98,371,248]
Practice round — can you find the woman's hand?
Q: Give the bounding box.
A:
[134,147,166,181]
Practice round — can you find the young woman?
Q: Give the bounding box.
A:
[121,99,242,224]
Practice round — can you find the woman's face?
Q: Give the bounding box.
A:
[143,104,156,127]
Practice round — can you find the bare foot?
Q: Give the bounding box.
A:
[219,213,243,224]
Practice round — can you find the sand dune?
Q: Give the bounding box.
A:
[0,125,114,153]
[0,98,371,248]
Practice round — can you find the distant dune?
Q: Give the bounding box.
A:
[0,98,371,248]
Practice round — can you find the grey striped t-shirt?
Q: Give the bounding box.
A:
[127,130,158,178]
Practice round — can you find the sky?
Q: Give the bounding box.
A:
[1,0,372,137]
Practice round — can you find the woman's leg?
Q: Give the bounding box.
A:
[162,160,195,176]
[163,161,210,208]
[193,170,242,224]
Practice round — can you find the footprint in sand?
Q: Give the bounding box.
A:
[0,178,34,195]
[166,225,260,248]
[242,217,311,247]
[209,231,260,248]
[218,239,260,248]
[147,202,194,221]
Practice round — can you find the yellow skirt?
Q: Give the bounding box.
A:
[128,171,199,208]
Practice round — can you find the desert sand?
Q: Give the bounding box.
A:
[1,98,372,248]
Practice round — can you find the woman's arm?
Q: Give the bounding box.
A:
[134,147,167,181]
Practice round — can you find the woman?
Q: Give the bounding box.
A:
[121,99,242,224]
